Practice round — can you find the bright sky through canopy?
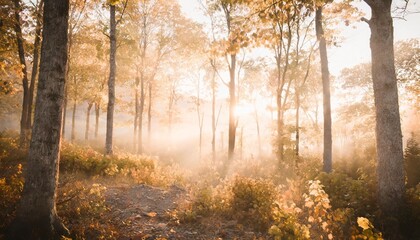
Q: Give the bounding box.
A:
[178,0,420,75]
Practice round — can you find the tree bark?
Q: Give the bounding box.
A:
[228,53,236,161]
[315,6,332,173]
[71,98,76,142]
[253,101,262,157]
[211,63,216,162]
[85,102,93,140]
[94,101,100,139]
[62,85,68,138]
[134,76,139,152]
[147,81,152,146]
[295,87,300,158]
[7,0,70,238]
[13,0,30,147]
[364,0,405,237]
[105,4,116,155]
[138,73,145,154]
[27,0,44,134]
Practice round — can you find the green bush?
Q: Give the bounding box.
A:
[230,177,278,231]
[318,172,376,217]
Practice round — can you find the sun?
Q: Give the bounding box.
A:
[234,93,272,119]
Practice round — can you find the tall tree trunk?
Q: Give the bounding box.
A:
[134,76,139,152]
[13,0,30,147]
[138,10,147,155]
[26,0,44,134]
[62,24,73,139]
[315,6,332,173]
[94,102,100,139]
[147,81,152,146]
[277,91,284,162]
[364,0,405,237]
[228,54,236,161]
[254,102,261,157]
[211,64,216,162]
[62,85,68,138]
[8,0,70,238]
[105,4,116,155]
[295,87,300,164]
[85,102,93,141]
[71,98,76,142]
[138,73,145,154]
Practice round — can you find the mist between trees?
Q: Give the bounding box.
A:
[0,0,419,239]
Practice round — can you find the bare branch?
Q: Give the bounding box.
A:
[361,17,371,25]
[116,0,129,26]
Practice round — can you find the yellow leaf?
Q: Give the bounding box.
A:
[147,212,157,217]
[357,217,372,230]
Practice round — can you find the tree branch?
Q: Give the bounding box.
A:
[116,0,129,26]
[361,17,371,25]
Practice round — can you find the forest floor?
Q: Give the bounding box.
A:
[103,183,268,240]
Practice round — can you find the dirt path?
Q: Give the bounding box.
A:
[105,184,269,240]
[105,184,188,239]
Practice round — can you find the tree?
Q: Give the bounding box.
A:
[26,0,44,140]
[63,0,91,139]
[105,0,118,155]
[315,4,332,173]
[13,0,30,147]
[7,0,70,238]
[362,0,405,236]
[206,0,250,163]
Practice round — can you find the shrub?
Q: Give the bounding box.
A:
[318,172,376,217]
[0,164,23,231]
[269,203,310,240]
[57,180,117,239]
[230,177,278,231]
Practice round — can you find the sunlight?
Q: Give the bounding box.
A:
[235,102,254,118]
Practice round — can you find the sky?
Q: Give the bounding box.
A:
[177,0,420,75]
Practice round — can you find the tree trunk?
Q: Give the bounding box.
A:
[364,0,405,237]
[94,102,100,139]
[105,4,116,155]
[62,85,68,138]
[228,54,236,161]
[7,0,70,238]
[134,76,139,152]
[147,81,152,146]
[277,91,284,162]
[211,66,216,162]
[13,0,30,147]
[137,11,147,155]
[254,102,261,157]
[138,72,145,154]
[27,0,44,135]
[85,102,93,140]
[315,7,332,173]
[295,87,300,158]
[71,99,76,142]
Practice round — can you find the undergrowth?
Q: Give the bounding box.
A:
[1,131,419,239]
[0,132,183,238]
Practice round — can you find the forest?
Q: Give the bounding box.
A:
[0,0,419,239]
